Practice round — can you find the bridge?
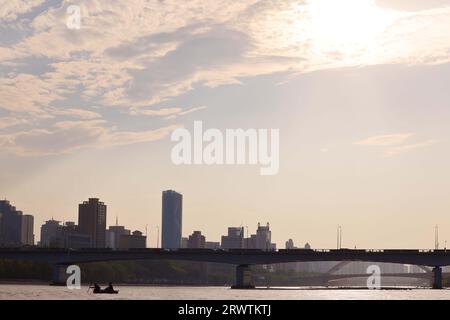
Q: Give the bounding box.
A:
[1,248,449,289]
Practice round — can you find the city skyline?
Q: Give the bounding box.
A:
[2,0,450,250]
[1,193,449,251]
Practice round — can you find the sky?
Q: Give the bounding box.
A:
[1,0,450,249]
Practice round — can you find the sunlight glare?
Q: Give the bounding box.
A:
[307,0,399,63]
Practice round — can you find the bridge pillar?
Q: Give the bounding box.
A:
[432,267,442,289]
[232,265,255,289]
[51,264,69,286]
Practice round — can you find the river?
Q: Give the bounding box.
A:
[1,285,450,300]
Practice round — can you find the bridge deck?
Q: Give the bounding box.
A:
[1,248,450,267]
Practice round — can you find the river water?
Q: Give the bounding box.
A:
[1,285,450,300]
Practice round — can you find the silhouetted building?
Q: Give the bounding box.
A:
[181,237,188,248]
[107,225,131,249]
[40,220,91,248]
[0,200,25,247]
[161,190,182,249]
[246,223,276,251]
[119,230,146,249]
[21,214,34,246]
[40,219,62,247]
[206,241,220,249]
[187,231,206,249]
[61,221,91,248]
[78,198,107,248]
[221,227,244,249]
[285,239,296,249]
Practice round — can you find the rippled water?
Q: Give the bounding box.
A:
[1,285,450,300]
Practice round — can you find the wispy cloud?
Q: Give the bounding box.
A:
[0,0,45,22]
[130,106,207,120]
[1,0,450,156]
[384,140,436,156]
[354,133,414,146]
[355,133,435,156]
[53,108,102,120]
[0,117,28,129]
[0,120,180,156]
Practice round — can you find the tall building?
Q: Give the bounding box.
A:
[107,224,131,249]
[21,215,34,246]
[246,223,276,251]
[40,219,63,247]
[0,200,25,247]
[40,220,91,248]
[161,190,182,249]
[221,227,244,249]
[119,230,147,249]
[78,198,107,248]
[181,237,189,248]
[187,231,206,249]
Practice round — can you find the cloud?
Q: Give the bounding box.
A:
[130,107,183,117]
[0,116,28,129]
[0,120,179,156]
[0,73,65,113]
[354,133,414,146]
[355,133,435,156]
[375,0,450,12]
[2,0,450,114]
[0,0,45,22]
[53,108,102,120]
[1,1,450,157]
[165,106,207,120]
[130,106,207,120]
[384,140,436,156]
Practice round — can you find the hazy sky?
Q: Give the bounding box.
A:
[1,0,450,249]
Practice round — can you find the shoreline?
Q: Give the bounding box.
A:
[0,281,433,290]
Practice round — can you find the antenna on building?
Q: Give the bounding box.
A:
[337,225,342,249]
[435,225,439,250]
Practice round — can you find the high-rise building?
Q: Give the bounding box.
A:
[119,230,147,249]
[78,198,107,248]
[21,214,34,246]
[187,231,206,249]
[40,219,63,247]
[107,225,131,249]
[221,227,244,249]
[161,190,182,249]
[181,237,189,248]
[246,223,276,251]
[40,220,91,248]
[0,200,25,247]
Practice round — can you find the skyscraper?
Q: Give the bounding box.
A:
[21,214,34,246]
[78,198,107,248]
[0,200,25,247]
[161,190,182,249]
[246,222,276,251]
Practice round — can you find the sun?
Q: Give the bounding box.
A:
[306,0,400,63]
